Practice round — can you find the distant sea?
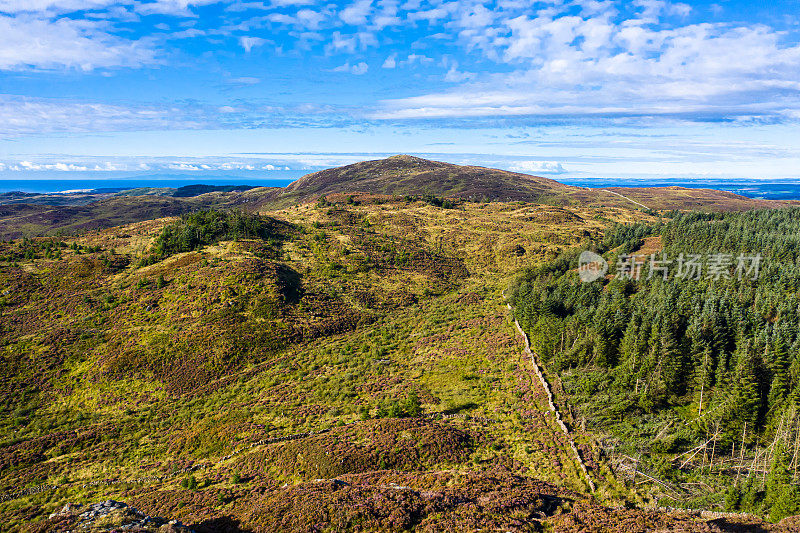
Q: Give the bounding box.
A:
[0,173,799,200]
[0,173,305,194]
[556,177,800,201]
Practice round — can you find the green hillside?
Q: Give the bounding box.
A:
[1,165,798,531]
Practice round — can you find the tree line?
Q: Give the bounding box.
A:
[510,207,800,518]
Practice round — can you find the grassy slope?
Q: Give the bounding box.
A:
[0,196,789,531]
[0,199,637,526]
[274,156,792,213]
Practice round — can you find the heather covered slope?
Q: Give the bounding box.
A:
[2,198,796,530]
[279,154,576,203]
[0,190,281,240]
[277,155,790,212]
[590,186,788,212]
[0,198,641,530]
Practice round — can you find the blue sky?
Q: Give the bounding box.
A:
[1,0,800,182]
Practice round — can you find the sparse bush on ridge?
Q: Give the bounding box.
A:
[138,209,281,266]
[375,391,422,419]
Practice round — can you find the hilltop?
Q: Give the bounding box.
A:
[277,155,790,212]
[280,154,575,203]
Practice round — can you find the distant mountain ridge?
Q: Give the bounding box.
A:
[0,155,794,238]
[277,155,791,212]
[281,154,575,203]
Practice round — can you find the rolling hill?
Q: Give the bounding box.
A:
[277,155,791,212]
[1,156,792,240]
[280,154,576,203]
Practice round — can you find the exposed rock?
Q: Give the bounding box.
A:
[39,500,194,533]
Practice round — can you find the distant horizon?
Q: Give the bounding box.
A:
[2,166,800,200]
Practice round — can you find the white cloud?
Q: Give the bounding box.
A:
[266,8,325,29]
[0,156,305,172]
[0,0,119,14]
[671,3,691,17]
[404,53,433,65]
[0,161,129,172]
[0,155,315,173]
[0,15,157,70]
[239,35,266,51]
[382,53,396,68]
[444,64,474,82]
[340,0,372,25]
[372,1,800,123]
[269,0,314,6]
[327,31,358,53]
[134,0,223,17]
[0,95,206,134]
[168,162,203,171]
[351,61,369,75]
[10,160,92,171]
[508,160,567,174]
[226,1,269,10]
[227,76,261,85]
[0,0,798,131]
[331,61,369,75]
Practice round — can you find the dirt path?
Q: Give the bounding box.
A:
[602,189,651,210]
[507,303,596,492]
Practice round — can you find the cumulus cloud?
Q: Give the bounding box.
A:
[331,61,369,75]
[134,0,225,17]
[239,35,266,52]
[507,160,567,174]
[443,61,474,82]
[0,0,119,14]
[372,1,800,123]
[382,53,396,68]
[0,156,300,172]
[17,161,89,171]
[1,0,799,129]
[0,160,139,172]
[340,0,372,25]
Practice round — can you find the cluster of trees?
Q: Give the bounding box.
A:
[0,238,68,262]
[511,208,800,517]
[359,392,422,420]
[140,210,278,265]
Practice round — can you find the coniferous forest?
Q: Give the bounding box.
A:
[511,207,800,519]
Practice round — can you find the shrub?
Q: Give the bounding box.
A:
[181,474,198,490]
[376,392,422,418]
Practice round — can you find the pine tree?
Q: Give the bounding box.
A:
[768,340,791,410]
[731,345,761,431]
[659,320,684,396]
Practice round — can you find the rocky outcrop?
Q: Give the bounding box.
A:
[42,500,193,532]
